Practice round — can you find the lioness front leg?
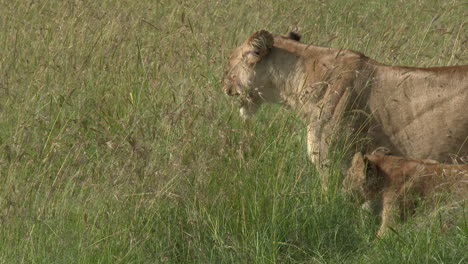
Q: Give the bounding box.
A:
[307,124,329,170]
[307,123,335,191]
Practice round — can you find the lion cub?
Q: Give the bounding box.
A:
[343,147,468,236]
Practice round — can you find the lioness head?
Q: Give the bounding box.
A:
[222,30,276,119]
[222,29,304,119]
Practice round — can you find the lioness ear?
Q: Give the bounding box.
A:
[288,26,301,41]
[288,31,301,41]
[244,30,273,65]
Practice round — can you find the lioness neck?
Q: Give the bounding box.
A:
[265,47,307,108]
[268,36,373,118]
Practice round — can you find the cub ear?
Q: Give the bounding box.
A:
[362,154,379,175]
[244,30,274,65]
[348,152,367,182]
[371,147,391,156]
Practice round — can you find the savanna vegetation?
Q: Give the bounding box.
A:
[0,0,466,263]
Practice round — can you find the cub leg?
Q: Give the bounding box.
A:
[378,192,399,237]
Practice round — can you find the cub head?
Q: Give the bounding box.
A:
[343,152,370,203]
[222,30,275,119]
[342,147,391,203]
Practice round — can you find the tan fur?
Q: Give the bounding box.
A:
[343,148,468,236]
[222,30,468,174]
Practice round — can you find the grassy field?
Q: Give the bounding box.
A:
[0,0,466,263]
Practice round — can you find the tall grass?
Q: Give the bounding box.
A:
[0,0,466,263]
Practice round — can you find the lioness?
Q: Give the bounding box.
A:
[343,147,468,236]
[222,30,468,173]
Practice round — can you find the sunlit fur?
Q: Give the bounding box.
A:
[223,30,468,175]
